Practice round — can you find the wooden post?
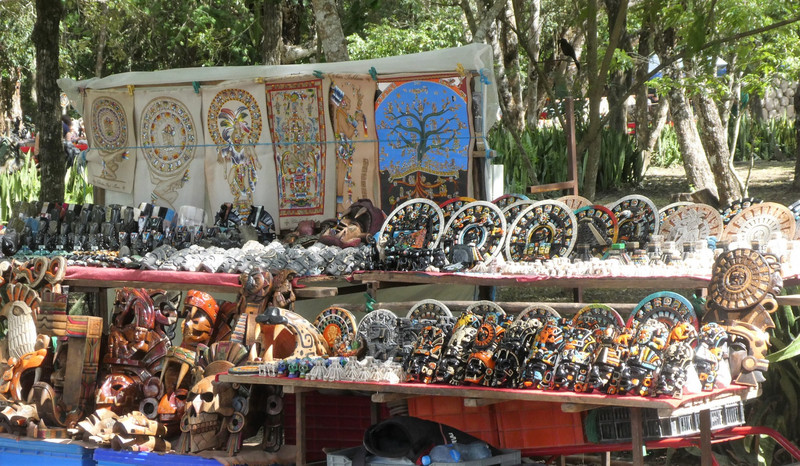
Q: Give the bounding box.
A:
[296,390,306,466]
[630,407,644,466]
[700,409,712,466]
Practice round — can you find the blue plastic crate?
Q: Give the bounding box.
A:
[94,447,221,465]
[0,436,94,465]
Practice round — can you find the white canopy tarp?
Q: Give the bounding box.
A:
[58,43,500,132]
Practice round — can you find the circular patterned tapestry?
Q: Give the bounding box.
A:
[660,204,724,245]
[90,96,128,152]
[378,198,444,250]
[607,195,659,246]
[504,200,577,262]
[206,88,262,146]
[442,201,507,263]
[140,97,197,176]
[721,202,796,243]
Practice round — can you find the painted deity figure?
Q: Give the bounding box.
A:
[330,81,368,213]
[217,106,262,218]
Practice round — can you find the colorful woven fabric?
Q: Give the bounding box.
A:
[375,74,474,213]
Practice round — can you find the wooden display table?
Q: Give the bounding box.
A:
[218,373,758,466]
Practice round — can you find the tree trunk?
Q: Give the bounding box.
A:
[500,2,524,131]
[312,0,348,62]
[794,81,800,189]
[94,2,108,77]
[262,0,283,65]
[694,92,742,205]
[582,0,602,200]
[512,0,542,127]
[666,80,718,201]
[32,0,64,203]
[604,0,630,135]
[638,98,669,176]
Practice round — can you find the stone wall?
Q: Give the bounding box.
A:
[751,78,798,120]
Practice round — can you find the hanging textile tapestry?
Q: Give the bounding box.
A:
[375,74,473,213]
[328,74,379,214]
[265,79,328,224]
[84,89,137,193]
[202,82,279,223]
[133,88,205,211]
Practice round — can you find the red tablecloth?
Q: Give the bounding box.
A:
[64,266,241,288]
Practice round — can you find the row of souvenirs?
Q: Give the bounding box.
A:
[2,195,799,277]
[0,240,779,454]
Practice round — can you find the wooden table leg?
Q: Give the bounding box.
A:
[630,407,644,466]
[296,390,306,466]
[700,409,712,466]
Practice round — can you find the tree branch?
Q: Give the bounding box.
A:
[472,0,508,43]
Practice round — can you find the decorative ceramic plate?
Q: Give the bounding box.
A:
[658,202,693,227]
[378,198,445,250]
[501,200,535,228]
[708,248,775,311]
[356,309,399,358]
[607,195,659,246]
[516,304,561,324]
[407,299,453,321]
[572,304,625,332]
[626,291,698,331]
[441,201,507,263]
[660,204,724,245]
[572,205,618,258]
[492,193,530,210]
[719,197,763,226]
[313,306,358,353]
[504,200,577,262]
[558,194,593,211]
[721,202,797,242]
[466,300,507,325]
[789,199,800,240]
[440,197,477,225]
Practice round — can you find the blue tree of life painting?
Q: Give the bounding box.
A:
[375,79,471,212]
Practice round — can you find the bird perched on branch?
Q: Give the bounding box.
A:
[559,38,580,71]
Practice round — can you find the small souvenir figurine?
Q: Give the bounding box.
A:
[552,327,597,392]
[694,322,729,391]
[587,326,632,394]
[463,320,506,386]
[489,319,541,388]
[434,312,479,385]
[619,319,669,396]
[403,324,446,384]
[521,320,565,389]
[656,322,699,398]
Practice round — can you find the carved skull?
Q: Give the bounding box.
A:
[182,290,219,350]
[96,373,143,415]
[180,374,235,452]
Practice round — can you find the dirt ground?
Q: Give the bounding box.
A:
[595,159,800,207]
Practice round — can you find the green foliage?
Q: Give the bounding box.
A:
[747,289,800,464]
[731,113,796,162]
[488,124,641,194]
[347,2,464,60]
[0,154,39,223]
[652,124,683,167]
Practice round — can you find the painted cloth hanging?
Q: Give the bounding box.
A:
[375,74,474,213]
[133,88,205,211]
[265,78,333,229]
[202,81,279,224]
[84,89,137,193]
[327,74,379,214]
